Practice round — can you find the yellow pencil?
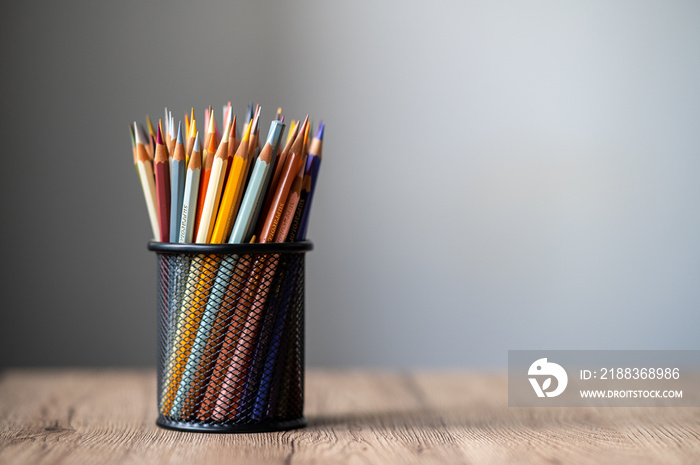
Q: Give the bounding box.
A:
[209,117,254,244]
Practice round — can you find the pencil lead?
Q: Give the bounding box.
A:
[146,115,156,138]
[129,124,135,147]
[193,131,201,153]
[207,112,215,134]
[251,105,261,135]
[207,129,217,153]
[230,114,237,138]
[246,102,254,124]
[317,121,325,140]
[157,122,164,146]
[190,118,197,139]
[300,115,310,136]
[177,121,184,145]
[241,116,253,142]
[133,122,141,144]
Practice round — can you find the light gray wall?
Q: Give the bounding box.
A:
[1,1,699,368]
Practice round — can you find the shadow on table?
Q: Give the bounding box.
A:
[305,403,613,431]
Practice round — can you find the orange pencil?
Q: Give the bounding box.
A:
[192,119,217,240]
[254,120,299,235]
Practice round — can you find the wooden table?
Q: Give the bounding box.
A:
[1,369,698,464]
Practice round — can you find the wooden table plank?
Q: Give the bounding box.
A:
[0,369,698,465]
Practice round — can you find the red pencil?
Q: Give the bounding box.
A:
[154,123,171,242]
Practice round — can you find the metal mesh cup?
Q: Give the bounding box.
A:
[148,241,312,433]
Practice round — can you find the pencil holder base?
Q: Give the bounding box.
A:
[156,416,307,433]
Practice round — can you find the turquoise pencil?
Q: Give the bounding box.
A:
[169,122,186,243]
[170,120,285,418]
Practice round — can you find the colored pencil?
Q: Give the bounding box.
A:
[178,132,201,244]
[297,122,324,239]
[255,120,299,235]
[192,118,217,241]
[146,115,156,141]
[209,113,255,244]
[169,122,186,243]
[154,124,171,242]
[195,115,231,244]
[133,122,159,240]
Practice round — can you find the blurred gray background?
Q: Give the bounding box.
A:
[1,1,698,368]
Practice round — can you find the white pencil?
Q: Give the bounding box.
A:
[133,122,159,240]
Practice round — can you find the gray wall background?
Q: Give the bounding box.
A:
[1,1,699,368]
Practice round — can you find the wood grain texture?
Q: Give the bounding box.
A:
[0,369,698,465]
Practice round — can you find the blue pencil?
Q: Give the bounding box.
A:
[297,122,323,239]
[169,122,186,242]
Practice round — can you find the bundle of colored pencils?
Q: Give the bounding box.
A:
[129,104,323,246]
[130,104,323,422]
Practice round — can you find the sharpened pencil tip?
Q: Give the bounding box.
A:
[193,131,201,152]
[317,122,325,140]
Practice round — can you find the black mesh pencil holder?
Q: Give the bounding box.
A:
[148,241,312,433]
